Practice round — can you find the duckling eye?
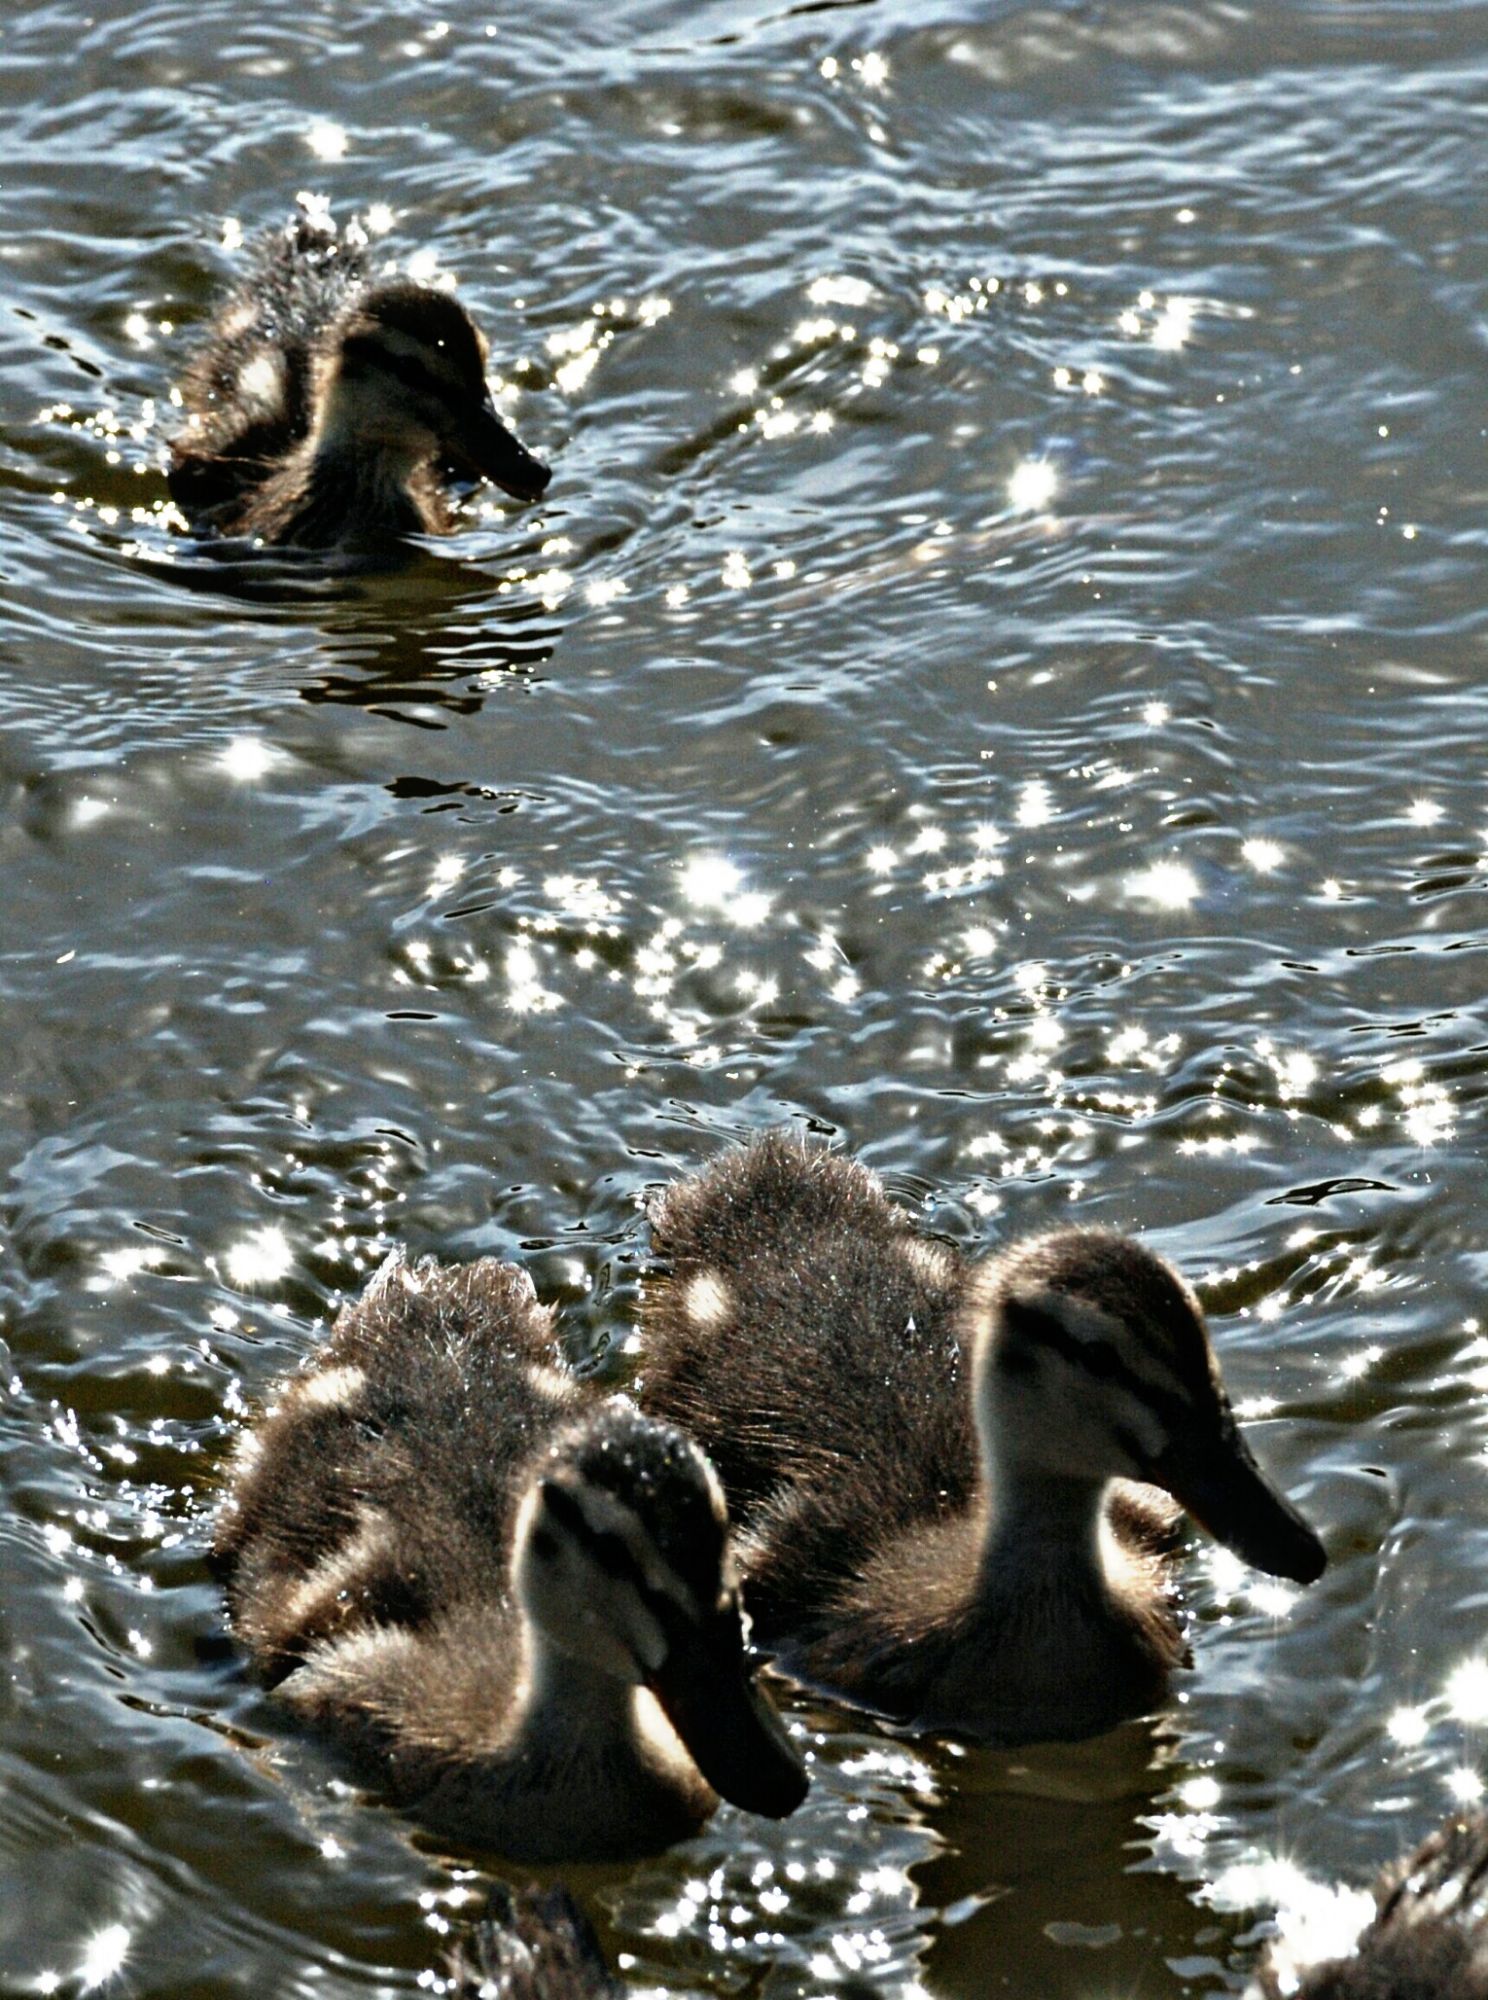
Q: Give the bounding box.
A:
[1080,1340,1120,1380]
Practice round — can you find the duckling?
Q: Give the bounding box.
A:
[213,1248,807,1862]
[1251,1813,1488,1999]
[445,1885,623,2000]
[637,1132,1326,1745]
[168,199,550,548]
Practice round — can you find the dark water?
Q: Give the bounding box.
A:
[5,0,1488,1992]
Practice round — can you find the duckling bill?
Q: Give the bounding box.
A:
[213,1249,806,1861]
[169,201,550,549]
[638,1133,1326,1746]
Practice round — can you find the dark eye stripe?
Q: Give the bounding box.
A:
[343,333,468,404]
[1002,1297,1186,1432]
[538,1480,698,1626]
[381,350,461,401]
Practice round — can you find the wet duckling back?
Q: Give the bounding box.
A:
[445,1885,623,2000]
[1251,1813,1488,2000]
[214,1248,806,1861]
[169,202,549,549]
[639,1131,1326,1745]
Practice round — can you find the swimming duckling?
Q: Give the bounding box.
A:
[637,1132,1326,1745]
[213,1248,807,1861]
[445,1885,623,2000]
[169,199,550,548]
[1251,1813,1488,1999]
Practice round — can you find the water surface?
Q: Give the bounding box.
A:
[4,2,1488,1993]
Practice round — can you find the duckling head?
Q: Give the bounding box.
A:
[513,1399,808,1819]
[319,282,551,501]
[967,1229,1327,1585]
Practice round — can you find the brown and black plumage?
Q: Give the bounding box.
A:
[1252,1814,1488,2000]
[169,200,549,549]
[638,1131,1326,1745]
[214,1248,806,1862]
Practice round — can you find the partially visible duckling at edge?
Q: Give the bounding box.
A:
[444,1884,623,2000]
[213,1249,807,1862]
[1250,1812,1488,2000]
[169,198,550,549]
[637,1131,1327,1746]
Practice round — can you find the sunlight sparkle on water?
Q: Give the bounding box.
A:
[1015,780,1054,828]
[1151,297,1195,350]
[807,274,874,309]
[679,855,773,928]
[1259,1041,1318,1100]
[224,1224,293,1289]
[1448,1766,1486,1804]
[1407,797,1444,826]
[680,855,740,907]
[92,1244,168,1292]
[217,736,279,782]
[1007,458,1057,512]
[306,122,349,160]
[1125,859,1199,909]
[1207,1860,1373,1989]
[77,1926,130,1992]
[1387,1704,1431,1747]
[1384,1057,1455,1146]
[1445,1657,1488,1724]
[1242,837,1285,873]
[1249,1580,1298,1619]
[1206,1547,1248,1602]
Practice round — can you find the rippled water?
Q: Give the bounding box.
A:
[5,1,1488,1992]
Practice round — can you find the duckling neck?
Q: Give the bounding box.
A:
[975,1463,1111,1601]
[242,367,436,547]
[516,1626,641,1753]
[300,425,429,546]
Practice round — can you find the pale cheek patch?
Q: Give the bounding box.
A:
[292,1364,365,1412]
[278,1509,391,1632]
[219,301,256,340]
[237,350,284,411]
[898,1237,956,1286]
[1114,1389,1167,1463]
[683,1270,733,1332]
[633,1683,686,1765]
[231,1429,263,1473]
[527,1362,578,1407]
[290,1617,422,1708]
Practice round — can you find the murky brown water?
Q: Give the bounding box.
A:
[5,2,1488,1993]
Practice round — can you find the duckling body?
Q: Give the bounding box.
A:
[445,1885,623,2000]
[214,1249,805,1861]
[169,202,549,549]
[1252,1813,1488,2000]
[638,1133,1326,1744]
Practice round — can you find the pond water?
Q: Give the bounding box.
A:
[4,1,1488,1993]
